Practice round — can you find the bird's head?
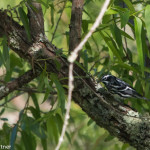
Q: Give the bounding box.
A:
[100,75,116,86]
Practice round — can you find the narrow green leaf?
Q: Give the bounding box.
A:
[123,0,135,12]
[115,62,139,73]
[28,106,40,120]
[0,108,5,116]
[105,8,118,15]
[46,115,59,144]
[36,0,49,8]
[0,118,8,121]
[134,17,144,76]
[22,131,36,150]
[105,135,114,142]
[100,31,122,62]
[0,48,4,66]
[145,5,150,44]
[87,119,94,126]
[82,20,89,33]
[42,77,53,104]
[41,138,47,150]
[50,73,65,114]
[120,29,134,40]
[31,94,41,118]
[49,4,54,28]
[85,41,92,55]
[110,24,124,57]
[81,50,88,71]
[65,132,71,144]
[18,7,31,41]
[37,70,46,92]
[119,10,130,28]
[10,124,18,150]
[55,113,63,133]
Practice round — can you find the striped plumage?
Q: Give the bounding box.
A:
[100,75,150,101]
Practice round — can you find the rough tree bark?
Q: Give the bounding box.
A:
[0,2,150,150]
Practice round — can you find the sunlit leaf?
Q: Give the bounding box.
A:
[134,17,144,76]
[145,5,150,44]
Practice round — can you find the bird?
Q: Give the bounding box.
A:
[100,74,150,101]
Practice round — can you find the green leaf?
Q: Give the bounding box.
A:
[134,17,144,76]
[121,143,130,150]
[104,134,114,142]
[82,20,89,33]
[18,7,31,41]
[100,31,123,62]
[123,0,135,12]
[0,118,8,121]
[46,115,59,144]
[22,131,36,150]
[110,24,124,57]
[81,50,88,71]
[49,4,54,28]
[42,77,53,104]
[28,106,40,120]
[41,138,47,150]
[10,124,18,150]
[55,113,63,133]
[0,108,5,116]
[120,29,134,40]
[119,10,130,28]
[115,62,139,73]
[87,119,94,126]
[37,0,49,9]
[31,94,40,118]
[37,70,46,92]
[85,41,92,55]
[105,8,118,15]
[50,73,66,114]
[145,5,150,44]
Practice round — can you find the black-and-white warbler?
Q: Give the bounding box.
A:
[100,75,150,101]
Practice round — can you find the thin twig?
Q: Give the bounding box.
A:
[55,63,73,150]
[51,0,67,43]
[55,0,110,150]
[0,92,25,107]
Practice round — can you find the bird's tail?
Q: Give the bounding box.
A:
[142,97,150,101]
[135,94,150,101]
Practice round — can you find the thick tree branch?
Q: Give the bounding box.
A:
[0,3,150,150]
[0,69,39,100]
[27,2,44,38]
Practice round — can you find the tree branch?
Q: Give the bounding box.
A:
[27,2,44,38]
[69,0,84,52]
[0,69,39,100]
